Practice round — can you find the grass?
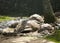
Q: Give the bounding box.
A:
[45,30,60,43]
[0,16,15,22]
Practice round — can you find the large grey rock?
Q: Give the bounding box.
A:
[38,23,55,35]
[0,20,20,33]
[0,20,20,28]
[6,20,20,28]
[15,19,28,33]
[26,20,41,31]
[15,19,41,33]
[29,14,44,23]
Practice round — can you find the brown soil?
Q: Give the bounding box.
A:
[0,35,55,43]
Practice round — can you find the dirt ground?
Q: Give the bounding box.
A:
[0,35,55,43]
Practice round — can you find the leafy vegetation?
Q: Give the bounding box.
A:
[0,0,60,16]
[45,30,60,43]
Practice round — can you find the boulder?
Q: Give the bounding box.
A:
[15,19,41,33]
[38,23,55,35]
[2,27,15,33]
[26,20,41,31]
[15,19,28,32]
[6,20,20,28]
[29,14,44,23]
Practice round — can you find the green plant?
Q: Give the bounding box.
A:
[45,30,60,43]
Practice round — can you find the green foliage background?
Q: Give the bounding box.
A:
[0,0,60,16]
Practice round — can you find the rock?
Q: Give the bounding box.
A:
[8,22,18,28]
[0,21,8,28]
[0,28,3,33]
[56,18,60,23]
[38,23,55,35]
[42,23,54,30]
[29,14,44,23]
[14,14,44,33]
[20,28,32,33]
[26,20,41,32]
[15,19,41,33]
[6,20,20,28]
[54,22,60,29]
[55,24,60,29]
[15,19,28,33]
[0,18,21,34]
[0,20,20,28]
[55,12,60,17]
[2,27,15,33]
